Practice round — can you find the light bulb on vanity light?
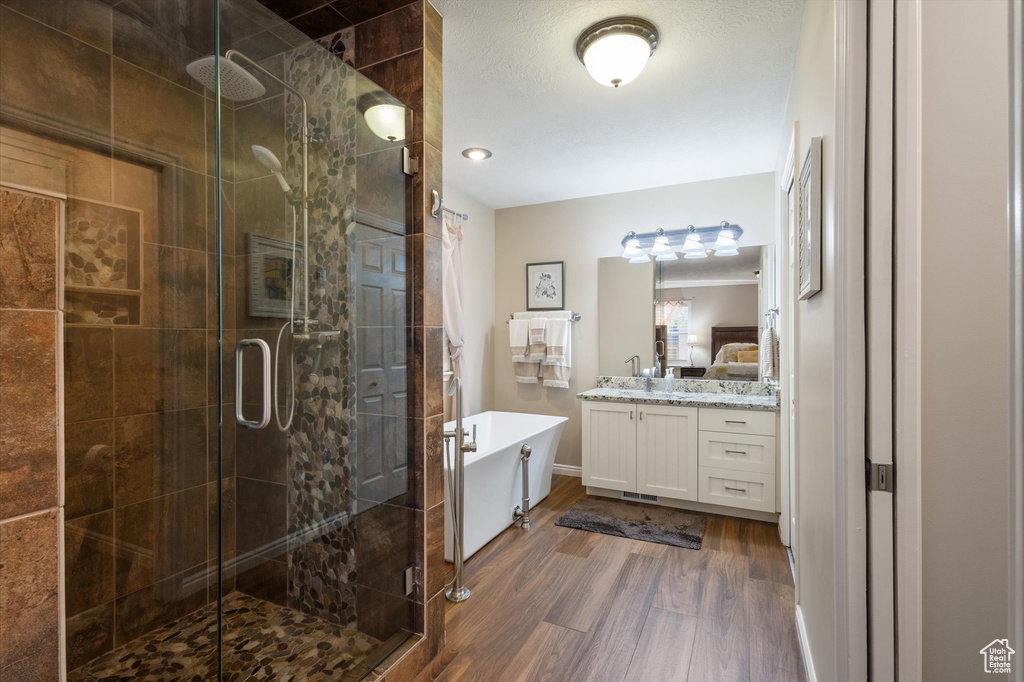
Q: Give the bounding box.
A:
[682,227,707,259]
[620,232,643,259]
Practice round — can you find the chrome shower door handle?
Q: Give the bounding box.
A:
[235,338,272,429]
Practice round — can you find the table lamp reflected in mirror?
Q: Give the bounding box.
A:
[687,334,698,365]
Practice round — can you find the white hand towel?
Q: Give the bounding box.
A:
[760,326,779,381]
[509,319,530,362]
[542,318,572,388]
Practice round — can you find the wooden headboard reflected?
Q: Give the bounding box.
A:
[711,326,759,363]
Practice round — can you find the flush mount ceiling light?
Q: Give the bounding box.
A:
[462,147,492,161]
[575,16,659,88]
[357,92,405,142]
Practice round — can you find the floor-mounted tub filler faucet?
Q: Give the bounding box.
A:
[513,443,533,530]
[443,378,476,604]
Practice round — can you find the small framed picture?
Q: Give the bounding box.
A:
[798,136,822,300]
[248,233,306,318]
[526,261,565,311]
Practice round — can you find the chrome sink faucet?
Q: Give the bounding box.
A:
[625,355,640,377]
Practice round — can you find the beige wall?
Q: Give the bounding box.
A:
[442,184,496,416]
[493,173,775,469]
[597,257,654,375]
[919,1,1010,677]
[775,0,837,677]
[661,284,759,369]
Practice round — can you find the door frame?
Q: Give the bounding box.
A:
[779,122,799,560]
[1009,0,1024,676]
[834,0,870,679]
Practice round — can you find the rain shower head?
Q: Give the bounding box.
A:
[186,55,266,102]
[251,145,291,194]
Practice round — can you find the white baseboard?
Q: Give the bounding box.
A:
[795,604,818,682]
[552,464,582,478]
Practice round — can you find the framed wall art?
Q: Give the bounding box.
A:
[248,233,306,318]
[798,136,822,300]
[526,261,565,311]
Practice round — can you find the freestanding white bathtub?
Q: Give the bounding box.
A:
[443,411,568,562]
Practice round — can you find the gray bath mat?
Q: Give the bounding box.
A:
[555,498,707,550]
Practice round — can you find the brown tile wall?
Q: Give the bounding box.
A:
[348,1,445,675]
[0,0,251,672]
[0,184,62,682]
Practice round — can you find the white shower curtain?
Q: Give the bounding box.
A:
[442,211,466,415]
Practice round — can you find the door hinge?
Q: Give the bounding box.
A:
[404,565,415,596]
[868,462,895,492]
[403,147,419,176]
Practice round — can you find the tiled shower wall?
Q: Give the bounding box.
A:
[0,187,62,680]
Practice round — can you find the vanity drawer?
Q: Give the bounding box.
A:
[699,432,776,474]
[698,466,776,513]
[699,407,776,437]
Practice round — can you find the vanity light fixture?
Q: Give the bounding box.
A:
[357,92,406,142]
[575,16,659,88]
[462,147,492,161]
[621,222,743,264]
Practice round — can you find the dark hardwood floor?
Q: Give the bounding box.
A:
[418,475,806,682]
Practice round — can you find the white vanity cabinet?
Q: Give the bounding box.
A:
[582,400,778,516]
[697,407,777,513]
[582,401,698,502]
[581,401,638,491]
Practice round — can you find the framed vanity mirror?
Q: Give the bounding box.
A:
[597,245,775,383]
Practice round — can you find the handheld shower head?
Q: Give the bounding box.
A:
[251,145,292,194]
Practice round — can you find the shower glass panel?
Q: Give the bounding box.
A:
[0,0,413,677]
[216,1,414,678]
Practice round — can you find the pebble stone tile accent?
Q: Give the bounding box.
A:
[67,592,381,681]
[282,41,361,626]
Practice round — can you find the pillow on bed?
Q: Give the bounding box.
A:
[737,350,759,363]
[715,342,759,363]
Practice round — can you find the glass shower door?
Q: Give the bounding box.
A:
[214,1,415,678]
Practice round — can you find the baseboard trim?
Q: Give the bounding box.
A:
[552,464,582,478]
[795,604,818,682]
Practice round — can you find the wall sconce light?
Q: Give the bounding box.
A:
[358,92,405,142]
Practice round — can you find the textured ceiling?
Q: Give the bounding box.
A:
[658,246,763,285]
[432,0,805,209]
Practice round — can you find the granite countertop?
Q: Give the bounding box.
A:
[577,387,780,411]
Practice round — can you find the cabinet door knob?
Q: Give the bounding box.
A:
[639,411,643,420]
[630,411,633,420]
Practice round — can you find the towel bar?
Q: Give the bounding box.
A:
[506,312,581,323]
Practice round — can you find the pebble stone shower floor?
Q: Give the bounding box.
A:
[67,592,382,681]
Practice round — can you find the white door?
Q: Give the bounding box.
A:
[582,401,637,492]
[636,404,698,501]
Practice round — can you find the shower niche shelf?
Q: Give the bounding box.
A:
[63,197,143,326]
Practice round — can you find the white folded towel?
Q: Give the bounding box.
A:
[509,319,530,362]
[542,318,571,388]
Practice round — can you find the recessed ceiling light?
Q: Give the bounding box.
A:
[462,147,492,161]
[575,16,659,88]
